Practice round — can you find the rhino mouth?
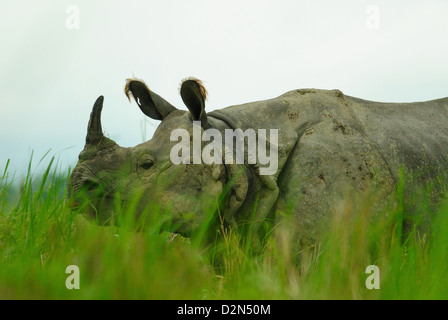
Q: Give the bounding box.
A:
[68,192,125,225]
[68,178,120,214]
[68,192,114,208]
[160,217,197,238]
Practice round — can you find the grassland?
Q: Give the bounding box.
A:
[0,154,447,299]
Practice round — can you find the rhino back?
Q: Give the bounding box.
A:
[210,89,448,186]
[209,89,448,247]
[347,95,448,181]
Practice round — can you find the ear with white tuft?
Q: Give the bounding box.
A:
[125,78,177,120]
[179,77,209,128]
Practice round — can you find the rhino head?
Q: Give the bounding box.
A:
[68,78,240,237]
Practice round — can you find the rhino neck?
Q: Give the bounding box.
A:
[206,111,282,250]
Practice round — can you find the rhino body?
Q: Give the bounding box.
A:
[70,78,448,249]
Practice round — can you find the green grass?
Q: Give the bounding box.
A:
[0,155,447,299]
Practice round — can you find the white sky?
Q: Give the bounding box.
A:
[1,0,448,176]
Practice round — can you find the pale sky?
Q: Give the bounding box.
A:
[1,0,448,176]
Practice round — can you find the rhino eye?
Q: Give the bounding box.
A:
[140,159,154,170]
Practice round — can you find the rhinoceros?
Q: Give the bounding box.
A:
[69,77,448,249]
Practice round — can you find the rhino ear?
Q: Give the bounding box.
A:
[125,78,177,120]
[180,78,209,127]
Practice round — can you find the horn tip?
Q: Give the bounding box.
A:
[93,95,104,110]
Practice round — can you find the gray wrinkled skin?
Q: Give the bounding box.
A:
[69,80,448,250]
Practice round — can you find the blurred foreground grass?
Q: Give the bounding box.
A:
[0,155,447,299]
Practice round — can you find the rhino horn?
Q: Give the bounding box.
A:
[86,95,104,145]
